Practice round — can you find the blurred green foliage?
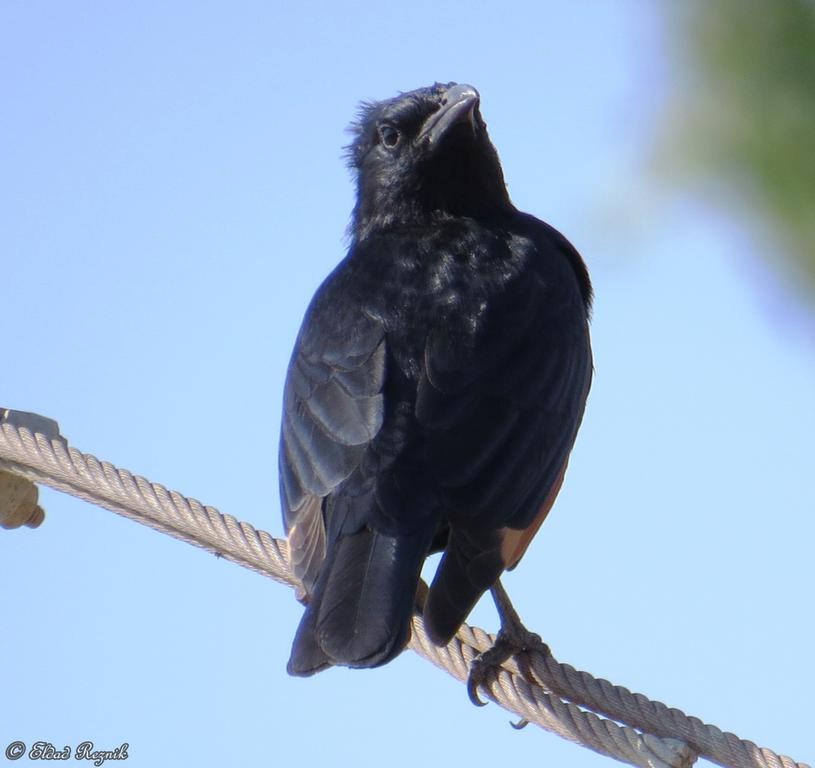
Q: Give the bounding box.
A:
[672,0,815,296]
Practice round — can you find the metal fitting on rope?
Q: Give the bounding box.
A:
[0,408,66,529]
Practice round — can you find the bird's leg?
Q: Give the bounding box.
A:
[466,579,550,707]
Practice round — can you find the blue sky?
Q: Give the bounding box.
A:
[1,3,812,767]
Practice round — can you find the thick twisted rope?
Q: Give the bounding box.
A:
[0,419,808,768]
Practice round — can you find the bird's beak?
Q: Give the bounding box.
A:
[419,84,480,148]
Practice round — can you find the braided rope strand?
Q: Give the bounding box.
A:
[0,422,807,768]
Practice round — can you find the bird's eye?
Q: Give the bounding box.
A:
[378,124,400,148]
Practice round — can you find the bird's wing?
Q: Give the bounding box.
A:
[418,265,591,531]
[418,254,591,643]
[279,288,386,596]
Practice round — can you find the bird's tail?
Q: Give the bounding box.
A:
[422,527,504,646]
[287,527,431,676]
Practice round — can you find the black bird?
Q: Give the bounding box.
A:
[280,83,592,697]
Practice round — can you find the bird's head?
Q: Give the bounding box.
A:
[346,82,512,240]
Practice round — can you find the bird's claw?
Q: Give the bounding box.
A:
[467,640,508,706]
[466,629,549,707]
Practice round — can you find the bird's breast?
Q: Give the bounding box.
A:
[353,221,530,341]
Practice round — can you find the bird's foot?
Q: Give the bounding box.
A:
[466,624,549,707]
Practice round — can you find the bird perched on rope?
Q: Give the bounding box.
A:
[280,82,592,701]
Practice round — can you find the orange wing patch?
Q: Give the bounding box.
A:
[499,460,568,570]
[287,494,326,602]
